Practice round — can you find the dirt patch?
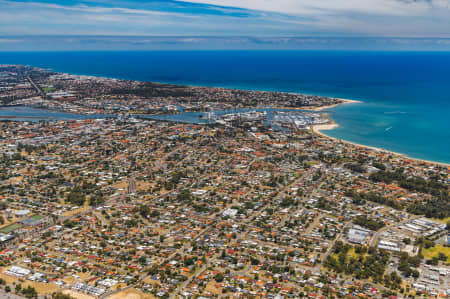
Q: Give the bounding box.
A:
[63,289,96,299]
[62,207,90,217]
[23,281,61,294]
[204,280,222,295]
[107,288,156,299]
[0,272,20,284]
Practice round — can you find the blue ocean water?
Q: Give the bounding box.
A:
[0,51,449,163]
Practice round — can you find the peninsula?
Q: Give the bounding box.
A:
[0,65,448,299]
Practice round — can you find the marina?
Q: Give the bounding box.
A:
[141,108,331,130]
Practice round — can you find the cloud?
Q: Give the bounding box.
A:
[0,0,449,37]
[177,0,450,37]
[432,0,450,8]
[179,0,447,16]
[0,0,211,35]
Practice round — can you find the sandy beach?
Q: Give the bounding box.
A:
[311,101,450,168]
[305,98,362,111]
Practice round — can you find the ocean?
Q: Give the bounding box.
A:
[0,50,449,164]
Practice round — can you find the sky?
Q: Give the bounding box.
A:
[1,0,450,50]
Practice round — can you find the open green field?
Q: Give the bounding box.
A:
[43,87,56,93]
[0,223,22,234]
[431,217,450,224]
[422,245,450,263]
[330,247,360,260]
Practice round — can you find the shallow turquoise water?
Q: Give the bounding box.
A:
[326,101,449,163]
[1,51,449,163]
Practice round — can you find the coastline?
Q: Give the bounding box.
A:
[312,101,450,167]
[276,98,362,111]
[3,64,448,167]
[306,98,362,111]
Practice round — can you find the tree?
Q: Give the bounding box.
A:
[66,187,86,206]
[22,286,37,298]
[52,293,75,299]
[426,258,439,265]
[22,286,38,298]
[89,195,104,207]
[214,272,224,282]
[344,163,365,173]
[177,189,191,202]
[250,257,260,265]
[372,162,386,170]
[353,215,385,231]
[438,252,447,261]
[138,205,150,218]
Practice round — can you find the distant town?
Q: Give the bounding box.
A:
[0,65,448,299]
[0,65,341,115]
